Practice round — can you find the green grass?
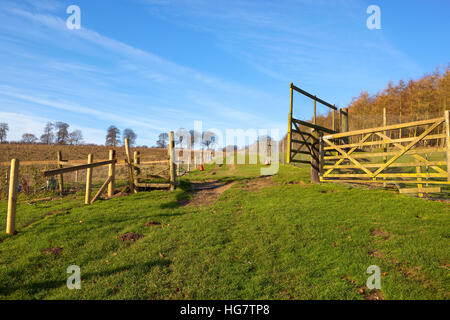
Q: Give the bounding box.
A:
[0,163,448,299]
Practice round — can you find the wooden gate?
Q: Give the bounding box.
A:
[320,111,450,196]
[287,83,339,183]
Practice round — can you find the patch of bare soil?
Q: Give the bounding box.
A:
[365,289,384,300]
[117,233,144,242]
[371,229,391,240]
[368,249,385,258]
[287,180,307,185]
[146,221,161,227]
[181,180,236,207]
[439,263,450,270]
[235,176,276,191]
[341,276,384,300]
[42,246,63,256]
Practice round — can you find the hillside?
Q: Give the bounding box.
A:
[0,163,448,299]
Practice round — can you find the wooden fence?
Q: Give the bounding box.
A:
[4,133,178,235]
[286,83,449,197]
[320,111,450,196]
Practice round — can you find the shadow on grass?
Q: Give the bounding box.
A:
[0,260,172,297]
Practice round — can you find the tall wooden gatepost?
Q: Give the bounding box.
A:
[168,131,176,191]
[287,83,338,184]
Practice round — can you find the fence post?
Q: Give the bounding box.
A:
[124,138,136,193]
[85,154,93,205]
[57,151,64,195]
[445,110,450,182]
[310,130,320,184]
[168,131,176,191]
[187,149,191,172]
[134,151,141,184]
[332,106,336,132]
[6,159,19,235]
[108,150,116,198]
[287,83,293,164]
[340,108,349,144]
[383,107,387,187]
[313,97,317,125]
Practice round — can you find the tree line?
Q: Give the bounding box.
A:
[0,121,83,145]
[0,122,139,147]
[315,66,450,135]
[155,129,219,150]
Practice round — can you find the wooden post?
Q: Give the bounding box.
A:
[319,132,324,175]
[416,165,424,198]
[287,83,293,164]
[134,151,141,184]
[313,97,317,125]
[332,106,336,132]
[445,110,450,182]
[6,159,19,235]
[124,138,136,193]
[310,130,320,184]
[340,108,349,144]
[107,150,116,198]
[57,151,64,195]
[187,149,191,172]
[85,154,93,205]
[383,107,387,187]
[168,131,176,190]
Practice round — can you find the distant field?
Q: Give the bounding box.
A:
[0,144,171,199]
[0,144,167,163]
[0,163,448,299]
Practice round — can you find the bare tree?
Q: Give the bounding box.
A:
[68,130,83,145]
[123,128,137,146]
[175,128,189,149]
[156,132,168,148]
[0,123,8,143]
[189,129,201,149]
[106,125,121,146]
[40,122,54,144]
[202,131,218,150]
[55,122,70,144]
[21,133,38,144]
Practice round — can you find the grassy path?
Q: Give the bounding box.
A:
[0,164,448,299]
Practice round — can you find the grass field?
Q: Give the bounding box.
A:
[0,163,448,300]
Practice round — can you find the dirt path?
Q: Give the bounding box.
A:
[180,176,277,207]
[180,180,236,207]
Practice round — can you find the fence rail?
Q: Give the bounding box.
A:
[320,111,449,196]
[286,80,448,198]
[3,133,180,235]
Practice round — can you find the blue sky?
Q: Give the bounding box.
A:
[0,0,449,146]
